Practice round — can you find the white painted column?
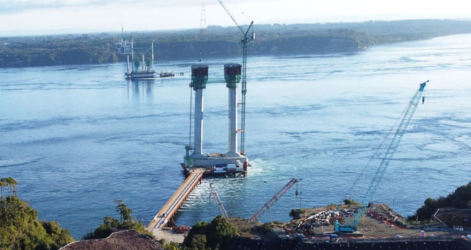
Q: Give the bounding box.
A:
[127,55,130,74]
[193,88,204,157]
[227,88,239,157]
[142,54,145,71]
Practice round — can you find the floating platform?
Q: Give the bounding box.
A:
[182,153,248,178]
[125,71,157,79]
[160,71,184,78]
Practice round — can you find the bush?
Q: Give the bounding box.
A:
[289,209,306,219]
[343,199,360,207]
[0,177,74,249]
[183,216,238,250]
[82,200,153,240]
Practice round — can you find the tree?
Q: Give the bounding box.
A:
[115,199,133,223]
[183,216,238,250]
[343,199,360,207]
[0,177,74,249]
[0,180,7,197]
[190,234,207,250]
[410,182,471,221]
[0,177,17,196]
[162,241,183,250]
[83,199,153,240]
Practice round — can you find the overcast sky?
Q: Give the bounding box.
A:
[0,0,469,36]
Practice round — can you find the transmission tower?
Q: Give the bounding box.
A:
[199,2,207,36]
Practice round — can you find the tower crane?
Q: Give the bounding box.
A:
[209,183,229,218]
[335,81,428,233]
[218,0,255,155]
[250,178,298,222]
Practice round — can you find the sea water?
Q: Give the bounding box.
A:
[1,34,471,239]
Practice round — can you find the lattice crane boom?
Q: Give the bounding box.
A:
[217,0,244,35]
[337,80,428,233]
[250,178,298,222]
[209,183,229,218]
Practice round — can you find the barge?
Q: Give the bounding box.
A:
[125,38,156,80]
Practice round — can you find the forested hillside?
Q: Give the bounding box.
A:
[409,182,471,221]
[1,19,471,67]
[0,177,74,250]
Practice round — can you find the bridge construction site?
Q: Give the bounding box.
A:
[146,63,431,244]
[142,0,469,247]
[141,1,448,244]
[148,0,256,235]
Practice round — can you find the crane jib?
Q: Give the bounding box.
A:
[218,0,254,155]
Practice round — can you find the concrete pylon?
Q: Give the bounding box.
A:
[224,64,242,157]
[191,65,208,158]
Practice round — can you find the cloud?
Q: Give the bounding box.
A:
[0,0,267,14]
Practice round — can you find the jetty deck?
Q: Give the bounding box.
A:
[147,168,205,231]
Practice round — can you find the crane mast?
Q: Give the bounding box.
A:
[336,81,428,233]
[218,0,254,155]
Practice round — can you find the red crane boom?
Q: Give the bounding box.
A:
[250,178,298,222]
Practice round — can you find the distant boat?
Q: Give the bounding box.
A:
[159,71,184,78]
[125,37,156,80]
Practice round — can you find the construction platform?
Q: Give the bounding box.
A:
[147,168,205,234]
[181,163,247,178]
[182,150,248,178]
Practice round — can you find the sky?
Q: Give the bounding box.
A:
[0,0,470,36]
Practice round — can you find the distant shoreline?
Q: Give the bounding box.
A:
[1,19,471,68]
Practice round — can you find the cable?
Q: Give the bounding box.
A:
[189,83,193,148]
[345,94,411,200]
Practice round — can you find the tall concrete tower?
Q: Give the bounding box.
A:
[191,64,208,158]
[224,64,242,157]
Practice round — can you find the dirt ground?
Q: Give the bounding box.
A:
[277,203,467,241]
[153,204,470,244]
[435,208,471,228]
[150,228,186,243]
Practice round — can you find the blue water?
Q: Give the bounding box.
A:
[1,34,471,239]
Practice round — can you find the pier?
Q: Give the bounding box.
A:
[147,168,205,232]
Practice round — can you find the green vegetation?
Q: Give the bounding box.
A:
[163,217,282,249]
[2,19,471,67]
[162,241,182,250]
[0,34,119,67]
[82,199,153,240]
[251,222,280,240]
[289,208,306,219]
[181,215,238,250]
[0,177,74,250]
[408,182,471,221]
[343,199,360,207]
